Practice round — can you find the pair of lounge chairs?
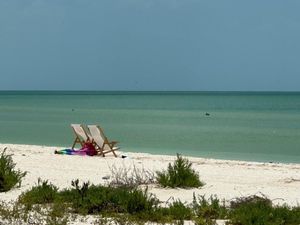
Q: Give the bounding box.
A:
[71,124,119,157]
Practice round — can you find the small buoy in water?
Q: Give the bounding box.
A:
[205,112,210,116]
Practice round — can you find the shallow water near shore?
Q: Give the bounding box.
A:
[0,91,299,163]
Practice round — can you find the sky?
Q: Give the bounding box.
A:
[0,0,300,91]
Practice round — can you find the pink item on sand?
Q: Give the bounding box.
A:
[55,142,97,156]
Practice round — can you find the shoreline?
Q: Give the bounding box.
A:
[2,142,299,165]
[1,143,300,207]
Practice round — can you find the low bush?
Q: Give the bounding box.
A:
[17,178,159,216]
[0,148,27,192]
[156,154,204,188]
[194,194,227,219]
[168,200,193,221]
[0,200,69,225]
[132,200,193,223]
[126,187,158,214]
[5,181,300,225]
[18,178,58,209]
[193,194,227,225]
[109,164,155,188]
[8,172,300,225]
[229,195,300,225]
[56,179,159,215]
[43,200,69,225]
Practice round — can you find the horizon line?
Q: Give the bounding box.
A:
[0,90,299,93]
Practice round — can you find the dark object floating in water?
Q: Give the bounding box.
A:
[205,112,210,116]
[72,109,75,111]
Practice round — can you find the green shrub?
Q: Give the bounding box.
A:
[193,194,227,224]
[156,154,204,188]
[44,200,69,225]
[18,178,58,209]
[229,195,300,225]
[0,199,70,225]
[0,148,27,192]
[131,200,193,223]
[11,178,300,225]
[168,200,193,221]
[126,187,158,214]
[57,180,159,215]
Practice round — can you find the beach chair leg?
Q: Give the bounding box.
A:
[107,143,117,157]
[98,150,105,157]
[112,150,117,157]
[71,138,77,149]
[72,137,82,149]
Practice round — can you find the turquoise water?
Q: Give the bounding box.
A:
[0,91,300,163]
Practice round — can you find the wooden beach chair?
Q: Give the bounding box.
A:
[87,125,119,157]
[71,124,90,149]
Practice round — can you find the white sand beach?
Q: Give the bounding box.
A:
[1,143,300,207]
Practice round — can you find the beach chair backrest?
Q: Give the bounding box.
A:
[88,125,105,147]
[71,124,88,141]
[82,124,93,140]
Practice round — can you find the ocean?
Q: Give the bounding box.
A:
[0,91,299,163]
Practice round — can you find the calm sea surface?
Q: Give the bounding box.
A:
[0,91,299,163]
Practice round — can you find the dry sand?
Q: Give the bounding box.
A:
[1,143,300,207]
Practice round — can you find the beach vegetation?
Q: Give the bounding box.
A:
[18,178,58,209]
[193,194,227,224]
[109,164,156,188]
[228,195,300,225]
[18,179,159,215]
[167,200,193,221]
[4,178,300,225]
[156,154,204,188]
[0,147,27,192]
[0,199,69,225]
[57,179,158,215]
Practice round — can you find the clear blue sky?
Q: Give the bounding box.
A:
[0,0,299,91]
